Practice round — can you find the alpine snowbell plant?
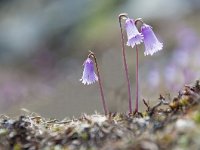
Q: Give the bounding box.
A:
[80,13,163,115]
[119,13,133,114]
[80,51,108,115]
[119,13,163,113]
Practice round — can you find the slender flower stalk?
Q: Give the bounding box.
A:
[124,17,143,114]
[133,18,143,114]
[119,13,132,114]
[80,51,108,115]
[135,45,139,113]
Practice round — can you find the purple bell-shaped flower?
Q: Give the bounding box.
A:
[125,18,143,48]
[141,24,163,56]
[80,58,98,85]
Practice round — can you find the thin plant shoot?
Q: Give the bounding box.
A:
[80,51,108,115]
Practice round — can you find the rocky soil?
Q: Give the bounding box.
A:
[1,81,200,150]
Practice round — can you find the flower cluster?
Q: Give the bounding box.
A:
[122,14,163,113]
[79,13,164,115]
[125,18,163,56]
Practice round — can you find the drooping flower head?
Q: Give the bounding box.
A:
[80,57,98,85]
[125,18,143,48]
[141,24,163,56]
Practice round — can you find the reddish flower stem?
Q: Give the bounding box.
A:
[89,52,108,115]
[119,14,132,114]
[135,45,139,113]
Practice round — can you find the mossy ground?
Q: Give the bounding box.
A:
[1,81,200,150]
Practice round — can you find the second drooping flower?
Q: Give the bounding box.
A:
[141,24,163,56]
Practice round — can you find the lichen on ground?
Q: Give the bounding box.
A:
[1,81,200,150]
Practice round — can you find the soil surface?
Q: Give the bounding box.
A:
[1,81,200,150]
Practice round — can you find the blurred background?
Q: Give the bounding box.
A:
[0,0,200,119]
